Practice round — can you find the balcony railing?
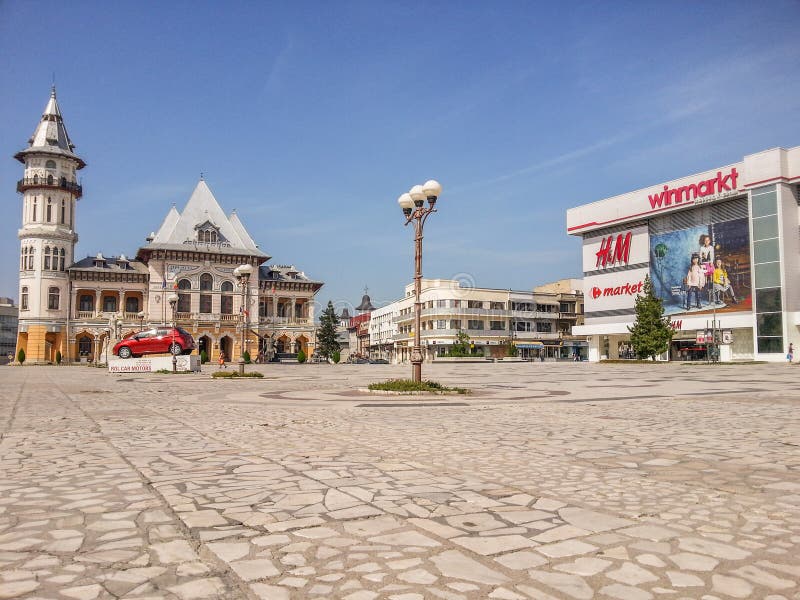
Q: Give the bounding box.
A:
[17,177,83,198]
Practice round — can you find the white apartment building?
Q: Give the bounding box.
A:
[369,279,584,362]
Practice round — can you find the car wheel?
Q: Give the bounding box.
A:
[118,347,132,359]
[169,343,182,355]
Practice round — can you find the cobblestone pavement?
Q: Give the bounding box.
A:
[1,362,799,599]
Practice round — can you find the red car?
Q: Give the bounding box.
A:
[113,327,196,359]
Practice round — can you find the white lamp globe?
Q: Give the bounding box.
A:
[422,179,442,199]
[397,193,414,209]
[409,184,426,203]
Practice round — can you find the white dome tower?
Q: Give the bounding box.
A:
[14,87,85,363]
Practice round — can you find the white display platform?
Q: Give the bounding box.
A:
[108,355,200,373]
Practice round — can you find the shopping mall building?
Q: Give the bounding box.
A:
[567,146,799,362]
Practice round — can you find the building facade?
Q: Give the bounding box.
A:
[567,146,799,362]
[0,298,18,364]
[368,278,584,362]
[14,89,322,364]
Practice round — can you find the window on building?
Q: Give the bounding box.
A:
[537,322,552,333]
[177,278,191,290]
[44,246,51,270]
[221,281,234,292]
[21,287,28,310]
[450,319,461,329]
[48,287,60,310]
[468,300,483,309]
[467,319,484,330]
[59,248,65,271]
[45,160,56,170]
[436,320,447,329]
[199,294,212,314]
[78,336,92,356]
[221,295,233,314]
[451,299,461,308]
[490,320,505,330]
[46,198,52,222]
[490,302,505,310]
[177,293,190,313]
[20,247,26,270]
[437,299,447,308]
[32,199,37,221]
[199,273,213,291]
[27,247,34,270]
[61,199,66,224]
[103,296,117,312]
[125,297,139,313]
[79,294,93,312]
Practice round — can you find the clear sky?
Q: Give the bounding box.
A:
[2,1,799,312]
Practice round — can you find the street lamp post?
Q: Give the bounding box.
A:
[397,180,442,383]
[137,310,145,332]
[168,294,178,373]
[234,264,254,375]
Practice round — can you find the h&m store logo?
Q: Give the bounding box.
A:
[595,231,631,269]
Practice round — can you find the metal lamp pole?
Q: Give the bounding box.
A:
[235,264,254,375]
[397,180,442,383]
[168,294,178,373]
[137,310,145,332]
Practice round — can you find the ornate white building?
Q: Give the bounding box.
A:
[14,89,323,364]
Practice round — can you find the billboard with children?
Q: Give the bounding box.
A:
[649,217,752,316]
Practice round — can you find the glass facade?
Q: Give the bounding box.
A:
[751,186,783,354]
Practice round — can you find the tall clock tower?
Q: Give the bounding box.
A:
[14,87,85,363]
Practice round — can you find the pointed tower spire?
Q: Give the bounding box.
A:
[15,86,85,168]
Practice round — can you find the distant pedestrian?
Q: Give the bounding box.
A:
[788,343,794,364]
[218,351,227,369]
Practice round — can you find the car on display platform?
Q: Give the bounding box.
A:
[113,327,196,359]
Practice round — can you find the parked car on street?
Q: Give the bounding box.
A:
[113,327,196,359]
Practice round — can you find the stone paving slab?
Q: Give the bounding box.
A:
[0,362,799,599]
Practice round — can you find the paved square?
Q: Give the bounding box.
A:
[1,362,799,599]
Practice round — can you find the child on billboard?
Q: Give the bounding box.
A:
[712,258,738,304]
[685,254,706,310]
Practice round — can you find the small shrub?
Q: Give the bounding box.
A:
[17,349,25,364]
[297,349,307,363]
[55,350,62,364]
[212,370,264,378]
[368,379,469,394]
[332,350,341,364]
[243,350,251,364]
[200,350,208,364]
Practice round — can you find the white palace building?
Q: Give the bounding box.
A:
[567,146,800,362]
[14,88,323,364]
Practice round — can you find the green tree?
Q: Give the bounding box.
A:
[297,349,307,363]
[17,348,25,364]
[317,301,341,359]
[628,274,673,360]
[55,350,62,365]
[447,330,470,357]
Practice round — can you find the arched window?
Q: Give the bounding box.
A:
[79,294,93,312]
[33,174,39,184]
[48,287,60,310]
[20,247,26,270]
[59,248,65,271]
[27,247,34,270]
[199,273,213,291]
[221,281,234,314]
[125,297,139,313]
[78,336,92,356]
[45,160,56,170]
[47,174,53,185]
[177,278,192,290]
[61,199,66,224]
[46,198,52,222]
[44,246,51,270]
[21,287,28,310]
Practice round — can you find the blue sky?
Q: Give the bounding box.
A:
[2,1,799,311]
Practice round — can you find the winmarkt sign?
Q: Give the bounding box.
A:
[647,168,739,209]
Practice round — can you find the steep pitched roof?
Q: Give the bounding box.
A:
[15,87,86,168]
[142,180,268,259]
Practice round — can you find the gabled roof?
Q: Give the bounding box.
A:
[140,180,269,259]
[259,264,324,289]
[69,254,149,275]
[15,87,86,168]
